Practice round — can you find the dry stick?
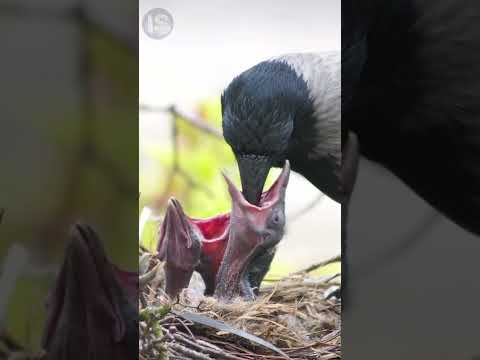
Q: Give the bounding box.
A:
[176,318,196,340]
[291,255,341,276]
[321,329,341,343]
[169,106,223,139]
[140,104,223,139]
[197,337,257,360]
[324,273,341,283]
[172,333,245,360]
[153,105,216,206]
[167,342,213,360]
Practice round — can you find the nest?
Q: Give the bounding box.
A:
[140,252,341,360]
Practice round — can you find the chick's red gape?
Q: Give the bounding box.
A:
[158,161,290,301]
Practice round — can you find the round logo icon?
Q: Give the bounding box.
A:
[142,8,174,40]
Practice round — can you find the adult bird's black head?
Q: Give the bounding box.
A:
[222,54,341,205]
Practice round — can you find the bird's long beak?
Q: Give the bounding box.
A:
[236,154,273,205]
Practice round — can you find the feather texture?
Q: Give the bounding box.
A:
[275,53,341,167]
[222,53,343,201]
[344,0,480,235]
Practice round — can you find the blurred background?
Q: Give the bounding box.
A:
[139,0,341,277]
[346,160,480,360]
[0,0,137,352]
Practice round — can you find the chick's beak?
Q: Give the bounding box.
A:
[158,198,202,298]
[236,154,272,205]
[42,224,138,359]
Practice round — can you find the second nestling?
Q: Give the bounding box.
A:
[157,161,290,302]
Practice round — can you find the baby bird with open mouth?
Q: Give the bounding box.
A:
[158,161,290,302]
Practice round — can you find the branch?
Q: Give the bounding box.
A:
[140,104,223,139]
[146,105,223,207]
[292,254,341,276]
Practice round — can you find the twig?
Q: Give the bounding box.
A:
[171,332,244,360]
[176,318,196,340]
[324,273,341,283]
[169,106,223,138]
[152,105,218,208]
[292,255,341,276]
[167,342,213,360]
[140,104,223,139]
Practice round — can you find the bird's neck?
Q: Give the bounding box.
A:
[276,53,341,166]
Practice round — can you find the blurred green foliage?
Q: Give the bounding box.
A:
[0,19,138,351]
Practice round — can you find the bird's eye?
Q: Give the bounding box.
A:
[270,210,284,227]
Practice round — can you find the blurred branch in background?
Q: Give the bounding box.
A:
[141,105,223,138]
[139,102,233,250]
[141,104,218,208]
[293,254,341,275]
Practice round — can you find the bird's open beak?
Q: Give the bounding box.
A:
[215,161,290,301]
[158,198,202,298]
[236,154,273,205]
[156,162,290,302]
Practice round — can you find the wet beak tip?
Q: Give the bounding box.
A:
[221,170,232,183]
[222,171,238,196]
